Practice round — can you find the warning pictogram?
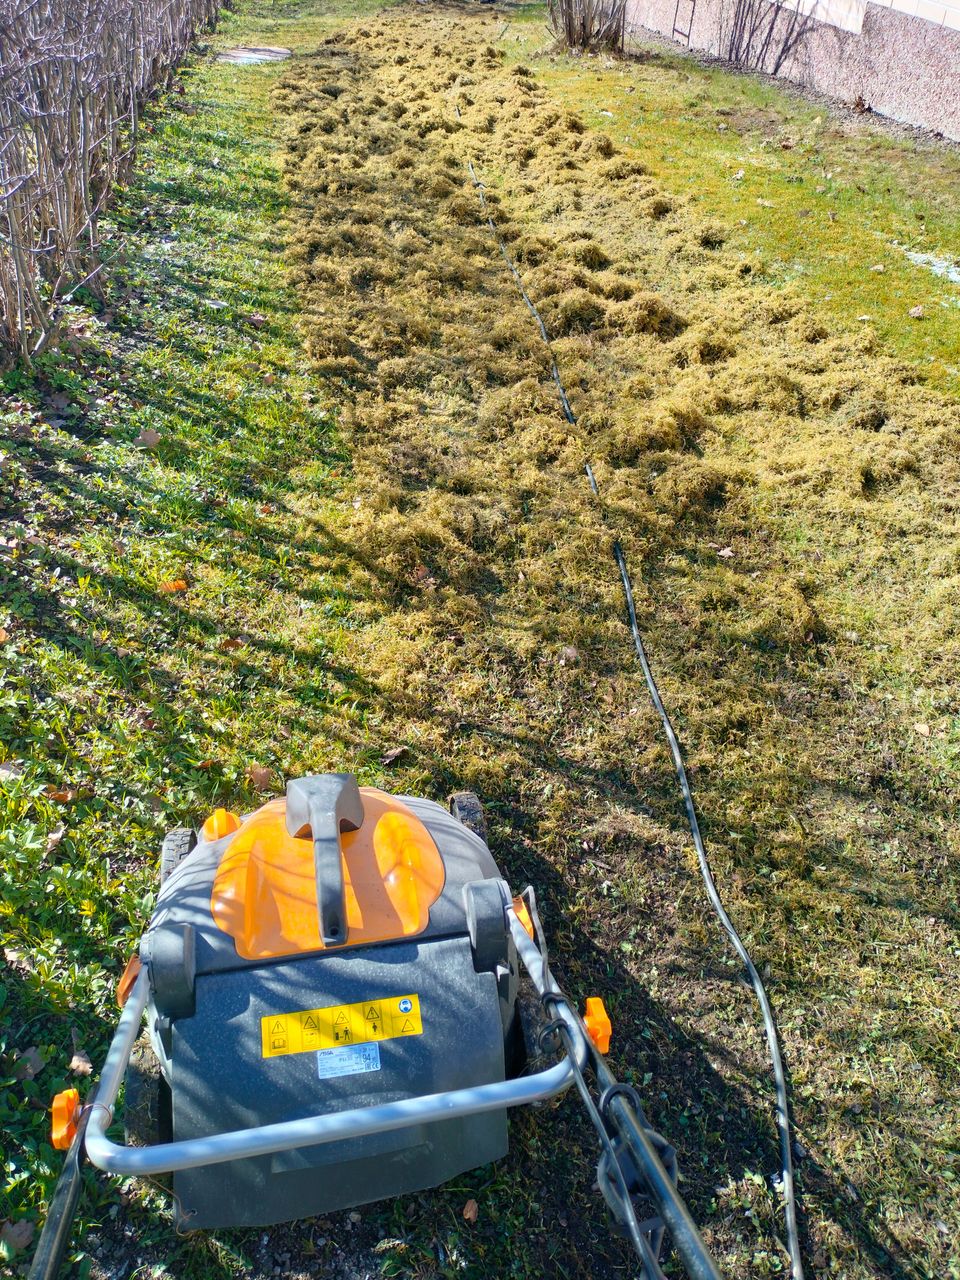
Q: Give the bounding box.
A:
[261,994,422,1059]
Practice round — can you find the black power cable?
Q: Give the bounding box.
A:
[467,159,805,1280]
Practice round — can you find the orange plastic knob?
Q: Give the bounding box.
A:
[584,996,612,1055]
[116,953,141,1007]
[51,1088,80,1151]
[202,808,241,841]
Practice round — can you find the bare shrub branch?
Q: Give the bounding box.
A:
[0,0,221,364]
[547,0,627,53]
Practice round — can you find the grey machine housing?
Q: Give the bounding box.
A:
[136,774,522,1230]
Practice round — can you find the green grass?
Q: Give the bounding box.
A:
[0,9,362,1270]
[506,5,960,394]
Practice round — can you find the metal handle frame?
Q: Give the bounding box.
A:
[83,909,584,1177]
[40,893,721,1280]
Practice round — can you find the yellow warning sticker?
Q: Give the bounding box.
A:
[261,994,423,1059]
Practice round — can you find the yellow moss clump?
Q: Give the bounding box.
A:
[538,287,608,336]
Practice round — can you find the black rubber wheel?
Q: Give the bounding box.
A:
[124,1035,172,1151]
[508,977,546,1079]
[449,791,487,842]
[160,827,197,884]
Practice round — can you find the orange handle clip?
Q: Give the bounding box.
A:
[51,1088,80,1151]
[584,996,612,1055]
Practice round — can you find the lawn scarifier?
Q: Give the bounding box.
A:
[31,778,721,1280]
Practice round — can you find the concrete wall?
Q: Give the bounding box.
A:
[625,0,960,140]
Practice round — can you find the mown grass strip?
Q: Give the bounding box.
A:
[0,21,365,1271]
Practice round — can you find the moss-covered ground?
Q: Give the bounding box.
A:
[1,2,958,1278]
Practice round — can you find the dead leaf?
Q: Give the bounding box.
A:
[44,784,78,804]
[219,636,244,651]
[158,579,188,594]
[133,428,161,449]
[263,373,276,386]
[717,546,735,558]
[0,1219,35,1254]
[869,263,886,273]
[908,305,924,319]
[558,645,580,667]
[69,1049,93,1076]
[14,1046,44,1080]
[0,760,24,781]
[245,313,267,328]
[246,763,275,790]
[46,826,65,854]
[914,722,931,737]
[462,1199,479,1224]
[381,746,408,766]
[0,627,9,642]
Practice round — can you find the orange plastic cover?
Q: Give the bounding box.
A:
[211,788,445,959]
[51,1088,80,1151]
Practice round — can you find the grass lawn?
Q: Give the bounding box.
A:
[507,3,960,394]
[1,2,958,1278]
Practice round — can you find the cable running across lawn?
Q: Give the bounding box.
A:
[466,158,805,1280]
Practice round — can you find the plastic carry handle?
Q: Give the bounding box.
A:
[284,774,364,945]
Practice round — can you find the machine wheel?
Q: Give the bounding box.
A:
[507,977,546,1079]
[124,1035,173,1153]
[160,827,197,884]
[449,791,487,842]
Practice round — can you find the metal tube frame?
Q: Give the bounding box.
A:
[80,900,722,1280]
[84,909,585,1177]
